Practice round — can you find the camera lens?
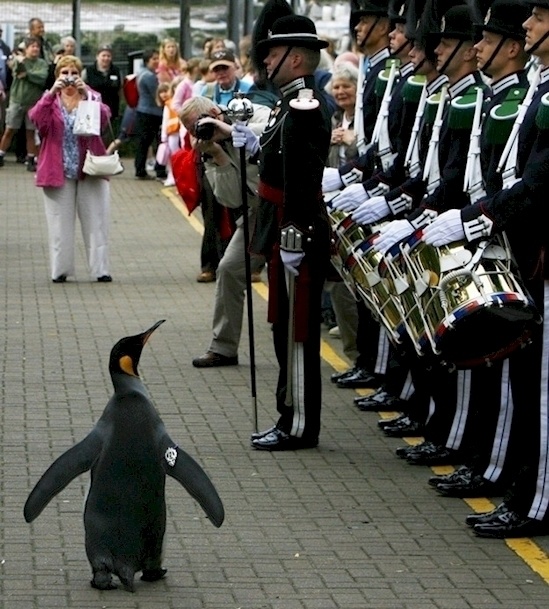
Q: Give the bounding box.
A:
[195,120,215,140]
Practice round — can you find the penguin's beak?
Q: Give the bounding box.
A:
[142,319,166,345]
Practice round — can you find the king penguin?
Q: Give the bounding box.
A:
[24,320,224,592]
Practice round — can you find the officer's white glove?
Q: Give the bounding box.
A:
[280,250,305,277]
[330,183,369,212]
[351,195,390,225]
[232,122,260,155]
[322,167,343,193]
[373,219,415,254]
[422,209,465,247]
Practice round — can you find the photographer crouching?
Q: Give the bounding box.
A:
[179,96,270,369]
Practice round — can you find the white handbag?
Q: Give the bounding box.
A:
[73,99,101,136]
[82,150,124,176]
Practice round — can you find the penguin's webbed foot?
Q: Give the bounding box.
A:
[90,570,117,590]
[141,568,167,582]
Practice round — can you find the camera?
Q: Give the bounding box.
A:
[194,114,215,141]
[63,76,76,86]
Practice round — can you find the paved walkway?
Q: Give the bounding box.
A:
[1,157,549,608]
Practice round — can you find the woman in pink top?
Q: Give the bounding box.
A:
[29,54,113,284]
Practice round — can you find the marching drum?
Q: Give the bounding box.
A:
[346,222,405,344]
[395,230,540,367]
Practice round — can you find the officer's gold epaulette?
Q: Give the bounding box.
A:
[401,74,426,103]
[536,92,549,130]
[374,58,400,97]
[448,85,485,130]
[424,90,445,125]
[484,87,527,144]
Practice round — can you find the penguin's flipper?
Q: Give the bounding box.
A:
[161,438,225,528]
[24,431,103,523]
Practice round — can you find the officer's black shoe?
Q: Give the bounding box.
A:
[395,443,421,459]
[337,368,382,389]
[251,425,278,441]
[331,366,359,384]
[382,415,424,438]
[473,508,549,538]
[428,465,472,488]
[405,441,460,466]
[378,413,407,430]
[436,474,505,498]
[465,502,508,528]
[355,388,403,411]
[251,428,318,451]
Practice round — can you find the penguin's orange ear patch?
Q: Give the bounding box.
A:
[119,355,137,376]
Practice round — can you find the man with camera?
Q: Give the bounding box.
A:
[179,96,270,369]
[0,36,48,169]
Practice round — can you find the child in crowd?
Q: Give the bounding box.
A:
[157,81,181,186]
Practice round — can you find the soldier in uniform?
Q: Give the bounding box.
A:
[231,12,333,450]
[427,0,533,498]
[322,0,393,393]
[422,0,549,537]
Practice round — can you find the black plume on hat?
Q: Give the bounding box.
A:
[251,0,294,84]
[474,0,531,40]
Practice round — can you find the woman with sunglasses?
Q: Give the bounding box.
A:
[29,54,113,284]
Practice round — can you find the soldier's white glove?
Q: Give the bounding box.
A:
[422,209,464,247]
[322,167,343,193]
[351,195,390,225]
[331,183,369,212]
[232,122,260,155]
[373,219,415,254]
[280,250,305,276]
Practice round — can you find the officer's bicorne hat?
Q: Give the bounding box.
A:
[474,0,530,40]
[256,14,329,53]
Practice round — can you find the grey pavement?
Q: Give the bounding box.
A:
[1,157,549,608]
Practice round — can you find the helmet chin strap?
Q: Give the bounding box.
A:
[527,29,549,56]
[438,39,464,77]
[358,16,381,51]
[480,36,507,77]
[391,37,412,59]
[412,56,426,74]
[267,45,294,83]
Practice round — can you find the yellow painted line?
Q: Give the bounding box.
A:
[164,187,549,586]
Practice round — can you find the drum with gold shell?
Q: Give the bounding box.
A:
[396,230,540,368]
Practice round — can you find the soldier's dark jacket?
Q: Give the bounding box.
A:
[252,74,332,258]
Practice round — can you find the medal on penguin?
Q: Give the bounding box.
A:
[23,320,224,592]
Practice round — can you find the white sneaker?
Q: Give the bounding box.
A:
[163,178,175,186]
[328,325,340,338]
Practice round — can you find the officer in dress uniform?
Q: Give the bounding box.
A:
[427,0,534,498]
[423,0,549,537]
[231,11,333,450]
